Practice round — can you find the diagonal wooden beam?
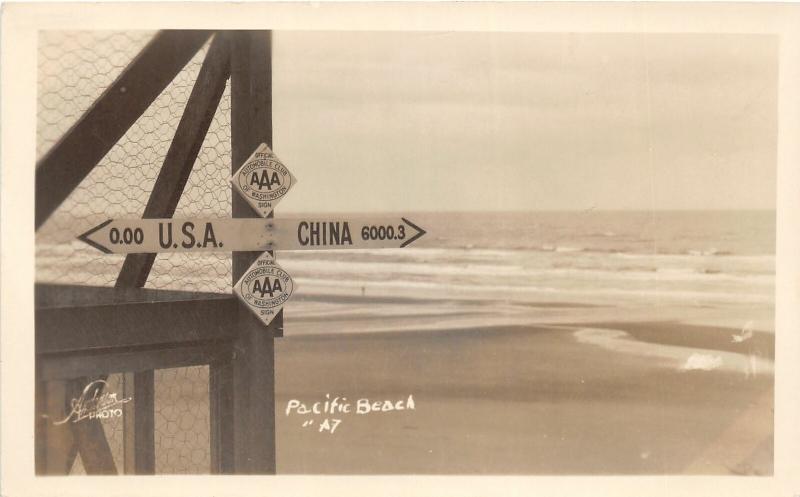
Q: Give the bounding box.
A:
[66,377,118,474]
[71,415,118,474]
[35,30,213,230]
[116,33,232,288]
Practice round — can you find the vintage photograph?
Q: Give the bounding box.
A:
[32,27,776,477]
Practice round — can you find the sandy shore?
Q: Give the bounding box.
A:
[274,316,773,474]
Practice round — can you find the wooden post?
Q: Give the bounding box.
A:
[36,379,77,474]
[209,356,234,473]
[228,29,278,474]
[122,371,155,474]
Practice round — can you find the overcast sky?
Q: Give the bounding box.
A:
[269,31,777,213]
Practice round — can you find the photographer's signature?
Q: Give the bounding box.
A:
[53,379,131,425]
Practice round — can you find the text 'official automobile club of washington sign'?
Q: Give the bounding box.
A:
[231,143,297,217]
[230,142,296,325]
[233,252,295,327]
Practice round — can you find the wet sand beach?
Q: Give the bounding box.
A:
[274,295,774,475]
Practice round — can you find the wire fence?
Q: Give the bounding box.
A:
[37,30,230,474]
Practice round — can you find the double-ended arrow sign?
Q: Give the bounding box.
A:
[78,216,427,254]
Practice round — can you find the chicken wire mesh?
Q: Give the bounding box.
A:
[36,30,232,292]
[37,31,232,474]
[66,368,211,475]
[154,366,211,473]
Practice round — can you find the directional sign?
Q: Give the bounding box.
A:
[231,143,297,217]
[78,216,427,254]
[233,251,295,326]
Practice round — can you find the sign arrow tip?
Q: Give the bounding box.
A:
[400,217,427,248]
[78,219,114,254]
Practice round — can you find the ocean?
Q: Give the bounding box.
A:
[278,210,775,308]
